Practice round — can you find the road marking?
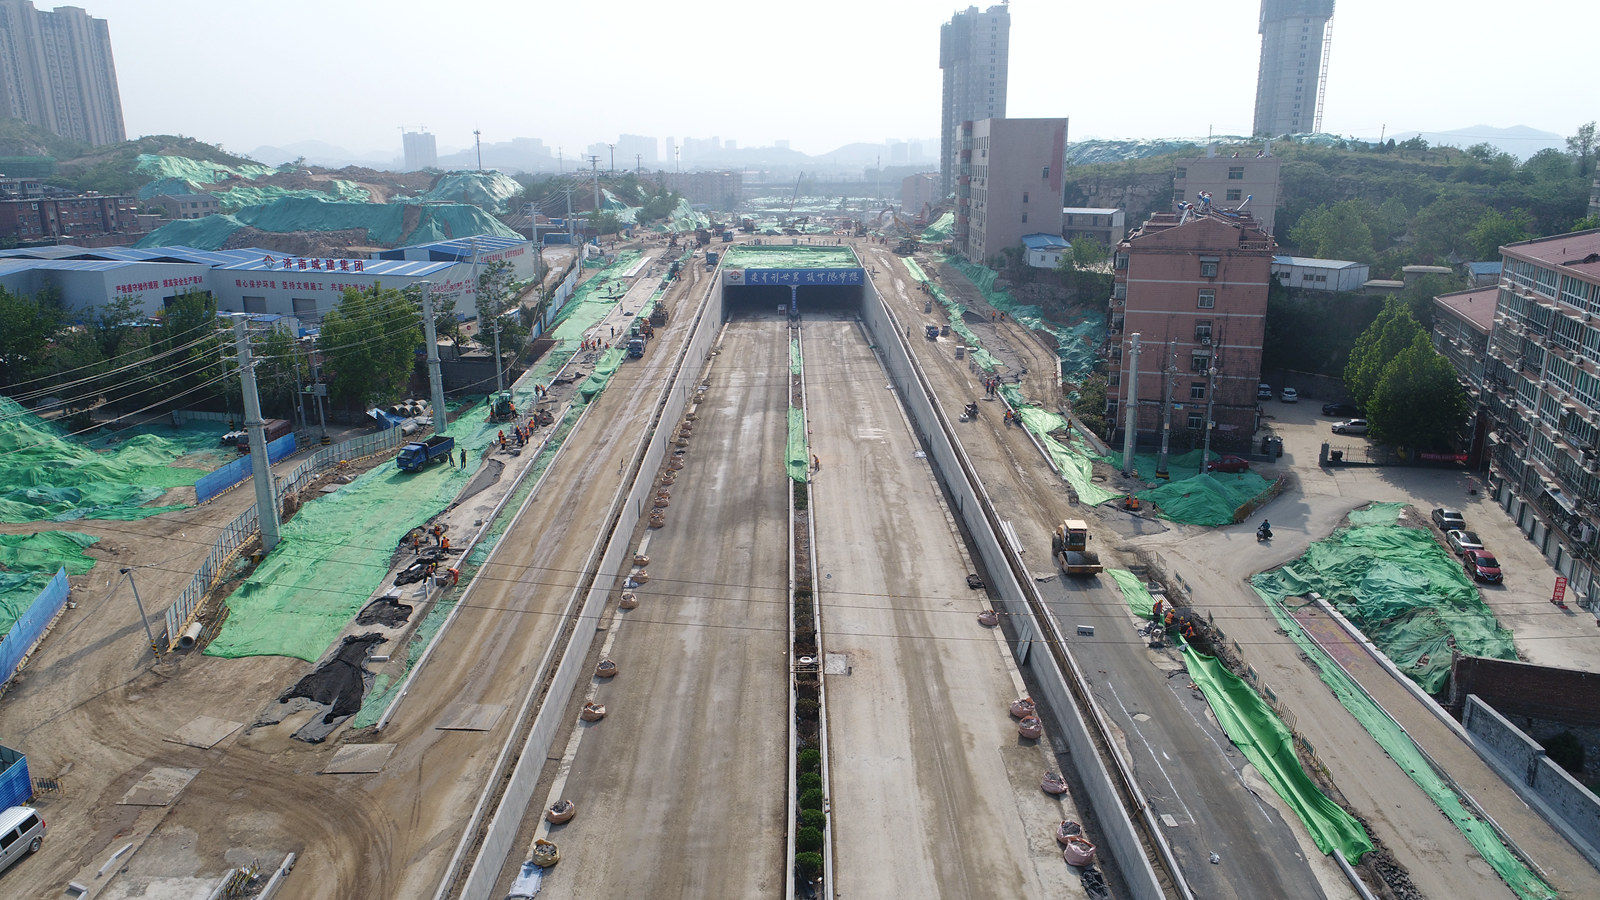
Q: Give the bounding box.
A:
[1106,680,1195,824]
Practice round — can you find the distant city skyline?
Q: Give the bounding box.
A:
[47,0,1597,163]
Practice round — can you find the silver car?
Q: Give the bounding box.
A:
[1331,418,1368,435]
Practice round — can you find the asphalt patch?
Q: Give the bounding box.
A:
[356,597,414,627]
[276,633,386,739]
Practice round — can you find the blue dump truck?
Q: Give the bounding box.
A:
[705,250,719,270]
[397,434,455,472]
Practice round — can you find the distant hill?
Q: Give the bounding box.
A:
[1385,124,1564,160]
[251,140,393,169]
[0,116,91,158]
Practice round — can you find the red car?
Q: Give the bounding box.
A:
[1463,549,1502,584]
[1206,455,1251,474]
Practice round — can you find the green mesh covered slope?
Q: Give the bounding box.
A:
[0,531,97,635]
[722,245,860,269]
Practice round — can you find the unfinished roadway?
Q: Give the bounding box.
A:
[489,314,793,896]
[803,314,1085,896]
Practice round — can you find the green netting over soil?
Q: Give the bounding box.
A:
[206,253,644,661]
[136,198,520,251]
[920,211,954,241]
[0,397,211,523]
[1107,568,1155,618]
[996,383,1119,506]
[579,349,624,401]
[1253,523,1518,694]
[901,257,1000,370]
[648,198,709,234]
[943,254,1107,388]
[211,181,371,210]
[1254,588,1554,899]
[1135,471,1273,527]
[1348,501,1404,527]
[787,407,808,483]
[415,171,522,215]
[1183,646,1374,860]
[137,176,197,201]
[721,244,860,270]
[133,153,276,187]
[0,531,97,635]
[790,339,802,376]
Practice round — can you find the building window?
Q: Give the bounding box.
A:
[1022,192,1028,203]
[1198,289,1216,308]
[1191,352,1212,373]
[1200,260,1218,278]
[1175,167,1186,179]
[1195,320,1213,342]
[1190,382,1207,400]
[1226,189,1242,201]
[1188,412,1205,430]
[1021,212,1028,223]
[1227,167,1244,180]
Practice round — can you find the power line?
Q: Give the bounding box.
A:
[0,316,224,395]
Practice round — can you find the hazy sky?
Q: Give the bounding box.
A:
[91,0,1590,159]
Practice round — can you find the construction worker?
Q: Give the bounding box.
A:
[446,566,460,587]
[441,533,451,551]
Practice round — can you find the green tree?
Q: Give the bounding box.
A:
[1467,208,1534,259]
[591,211,622,236]
[1566,121,1596,176]
[1366,333,1469,449]
[318,286,423,408]
[1399,272,1464,330]
[1344,299,1424,408]
[155,290,229,404]
[1289,200,1374,262]
[1070,236,1109,269]
[0,286,63,388]
[1572,214,1600,232]
[1411,197,1486,262]
[251,326,302,419]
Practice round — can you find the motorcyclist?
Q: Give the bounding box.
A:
[1257,519,1272,538]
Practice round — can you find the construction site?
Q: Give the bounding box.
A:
[0,208,1595,900]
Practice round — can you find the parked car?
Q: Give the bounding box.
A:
[0,806,44,876]
[1280,387,1299,403]
[1206,455,1251,473]
[1322,402,1361,417]
[1446,529,1484,555]
[1463,548,1503,583]
[1257,383,1274,401]
[1331,418,1369,435]
[1431,508,1467,532]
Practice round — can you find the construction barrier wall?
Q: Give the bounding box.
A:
[194,433,298,504]
[0,567,68,691]
[0,744,30,810]
[1463,695,1600,863]
[858,281,1169,899]
[453,270,726,898]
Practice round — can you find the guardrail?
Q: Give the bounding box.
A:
[161,426,410,649]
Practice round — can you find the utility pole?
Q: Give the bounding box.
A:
[474,129,483,171]
[120,567,159,657]
[587,155,602,235]
[558,147,563,173]
[607,143,616,174]
[1121,333,1141,477]
[876,154,881,199]
[1201,366,1218,474]
[674,146,680,173]
[1156,344,1176,479]
[419,281,448,434]
[233,318,280,553]
[635,153,642,175]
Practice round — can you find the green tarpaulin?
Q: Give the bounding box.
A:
[787,407,809,482]
[1107,568,1156,618]
[722,245,859,270]
[790,339,802,376]
[1183,647,1375,860]
[920,211,954,242]
[415,171,522,215]
[0,530,97,636]
[942,254,1107,388]
[206,253,644,661]
[137,197,521,251]
[1253,522,1517,693]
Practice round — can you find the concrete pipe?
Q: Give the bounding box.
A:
[654,498,670,509]
[633,570,650,584]
[620,591,639,609]
[661,473,676,485]
[633,554,651,567]
[675,438,690,448]
[649,514,666,529]
[177,620,204,651]
[669,458,684,470]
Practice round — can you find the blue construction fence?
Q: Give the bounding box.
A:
[0,745,29,810]
[0,567,68,691]
[194,433,297,504]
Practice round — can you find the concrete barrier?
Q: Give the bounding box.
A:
[449,271,725,899]
[857,282,1170,899]
[1464,694,1600,864]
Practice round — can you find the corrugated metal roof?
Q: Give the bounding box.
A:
[214,257,456,276]
[1061,207,1121,215]
[393,234,527,257]
[0,258,143,273]
[1021,233,1070,250]
[1467,261,1503,275]
[1272,255,1364,270]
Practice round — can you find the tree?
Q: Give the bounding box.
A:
[318,286,423,408]
[1289,200,1375,262]
[591,211,622,236]
[1366,333,1469,449]
[1070,236,1109,269]
[1345,299,1424,408]
[0,286,63,388]
[1411,197,1486,262]
[155,289,229,405]
[1567,121,1597,176]
[1572,214,1600,232]
[1467,207,1534,259]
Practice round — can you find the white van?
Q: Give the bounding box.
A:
[0,806,45,875]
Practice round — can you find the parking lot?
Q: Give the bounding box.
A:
[1257,398,1600,672]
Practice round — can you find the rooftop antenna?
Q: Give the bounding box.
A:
[474,129,483,171]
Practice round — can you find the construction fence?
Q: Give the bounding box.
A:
[194,433,299,504]
[0,567,69,690]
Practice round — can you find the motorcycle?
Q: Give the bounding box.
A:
[1256,525,1272,542]
[960,402,979,422]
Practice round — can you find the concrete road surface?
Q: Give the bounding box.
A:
[804,315,1081,898]
[495,315,792,897]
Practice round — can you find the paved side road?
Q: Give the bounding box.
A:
[805,315,1081,898]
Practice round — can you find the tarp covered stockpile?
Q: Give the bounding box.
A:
[1253,520,1518,693]
[137,198,521,251]
[0,397,217,523]
[207,253,646,661]
[943,255,1105,388]
[920,211,954,241]
[415,171,522,215]
[721,244,860,270]
[0,531,97,635]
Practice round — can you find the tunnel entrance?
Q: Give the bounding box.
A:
[722,282,864,318]
[718,244,867,320]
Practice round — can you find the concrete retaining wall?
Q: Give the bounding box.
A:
[857,285,1167,899]
[453,273,725,899]
[1464,694,1600,862]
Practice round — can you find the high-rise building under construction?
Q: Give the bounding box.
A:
[1252,0,1334,138]
[0,0,125,145]
[939,4,1009,197]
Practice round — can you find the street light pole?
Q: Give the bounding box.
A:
[1201,366,1218,474]
[121,567,159,657]
[1121,333,1142,476]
